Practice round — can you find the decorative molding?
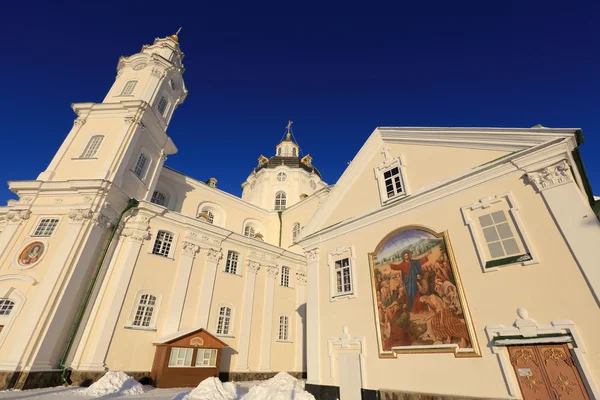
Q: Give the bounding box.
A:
[304,248,319,264]
[68,208,93,223]
[0,274,38,287]
[246,260,260,274]
[6,197,33,207]
[327,326,366,384]
[295,268,307,285]
[92,212,113,229]
[151,67,166,79]
[6,210,31,224]
[120,228,150,243]
[265,265,279,278]
[124,116,145,130]
[181,241,201,257]
[205,248,223,263]
[526,160,573,192]
[73,118,86,127]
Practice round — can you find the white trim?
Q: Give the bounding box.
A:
[485,308,599,399]
[241,218,266,241]
[197,201,227,227]
[148,229,179,259]
[132,148,153,182]
[327,245,357,301]
[77,133,106,159]
[223,249,243,276]
[125,289,162,330]
[29,216,62,238]
[277,314,292,342]
[0,287,26,350]
[373,154,409,206]
[461,192,538,273]
[0,274,37,286]
[215,303,235,336]
[327,326,366,387]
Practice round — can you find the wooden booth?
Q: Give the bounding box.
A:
[151,328,228,388]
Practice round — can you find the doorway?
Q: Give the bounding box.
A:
[508,344,590,400]
[338,353,361,400]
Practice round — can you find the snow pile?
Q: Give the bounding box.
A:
[78,371,145,397]
[241,372,314,400]
[181,377,237,400]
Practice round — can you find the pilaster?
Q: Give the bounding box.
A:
[144,150,168,202]
[233,260,260,372]
[294,266,307,372]
[258,264,278,371]
[163,241,200,334]
[526,160,600,305]
[305,247,320,384]
[194,248,223,329]
[0,210,31,259]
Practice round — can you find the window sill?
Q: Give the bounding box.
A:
[330,293,356,302]
[193,365,218,368]
[148,252,175,260]
[71,157,98,161]
[279,285,294,290]
[276,340,294,344]
[216,334,235,339]
[130,170,148,186]
[223,271,243,278]
[381,193,409,207]
[124,325,157,332]
[485,253,533,269]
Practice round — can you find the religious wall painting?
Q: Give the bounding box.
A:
[369,227,480,357]
[18,241,45,267]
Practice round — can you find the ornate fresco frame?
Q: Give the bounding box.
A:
[368,225,480,358]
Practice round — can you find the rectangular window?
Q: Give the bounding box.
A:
[225,251,239,274]
[120,80,137,96]
[216,306,231,335]
[133,153,148,179]
[132,294,156,327]
[81,135,104,159]
[157,97,168,116]
[195,349,218,367]
[478,210,521,260]
[278,316,289,341]
[335,258,352,295]
[168,347,193,367]
[152,231,174,257]
[33,218,59,237]
[383,167,404,199]
[280,266,290,287]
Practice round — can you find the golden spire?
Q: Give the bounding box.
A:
[286,120,293,140]
[171,27,182,43]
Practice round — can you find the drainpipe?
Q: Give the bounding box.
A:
[59,198,139,384]
[278,211,283,247]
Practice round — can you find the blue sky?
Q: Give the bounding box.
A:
[1,1,598,201]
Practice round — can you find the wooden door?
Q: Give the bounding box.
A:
[508,344,590,400]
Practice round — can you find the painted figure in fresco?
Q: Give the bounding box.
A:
[420,294,469,348]
[20,243,43,265]
[383,301,411,349]
[389,250,429,313]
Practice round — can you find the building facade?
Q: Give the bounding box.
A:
[0,32,599,400]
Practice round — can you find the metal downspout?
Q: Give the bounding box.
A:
[59,198,139,384]
[278,211,283,247]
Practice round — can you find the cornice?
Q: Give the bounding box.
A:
[300,139,575,248]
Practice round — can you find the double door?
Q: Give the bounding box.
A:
[508,344,590,400]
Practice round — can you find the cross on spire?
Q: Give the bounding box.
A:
[286,120,293,140]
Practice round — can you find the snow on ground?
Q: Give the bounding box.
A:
[0,372,314,400]
[179,377,236,400]
[77,371,145,397]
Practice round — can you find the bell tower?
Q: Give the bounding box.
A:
[37,30,187,202]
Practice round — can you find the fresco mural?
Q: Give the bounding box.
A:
[18,241,45,266]
[369,227,479,357]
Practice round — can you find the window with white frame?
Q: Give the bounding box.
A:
[274,191,287,210]
[334,258,353,296]
[80,135,104,159]
[168,347,193,367]
[200,208,215,224]
[133,153,149,179]
[277,172,287,182]
[244,224,256,238]
[33,218,59,237]
[280,266,290,287]
[225,250,239,274]
[374,156,407,205]
[151,190,167,206]
[216,306,232,335]
[382,167,404,199]
[462,194,534,270]
[157,96,168,116]
[120,80,137,96]
[195,349,217,367]
[132,294,156,327]
[278,315,289,341]
[292,223,301,242]
[152,231,174,257]
[0,299,15,316]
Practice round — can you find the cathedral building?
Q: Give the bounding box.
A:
[0,32,599,400]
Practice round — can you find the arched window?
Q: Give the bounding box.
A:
[151,190,167,206]
[275,191,287,210]
[152,231,174,257]
[200,208,215,224]
[216,306,232,335]
[277,172,287,182]
[244,224,256,238]
[0,299,15,316]
[120,80,137,96]
[278,315,289,341]
[132,294,156,327]
[292,223,301,242]
[81,135,104,159]
[133,153,149,179]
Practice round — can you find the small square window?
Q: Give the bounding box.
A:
[33,218,59,237]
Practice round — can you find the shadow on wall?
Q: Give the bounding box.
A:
[297,303,307,372]
[219,347,238,372]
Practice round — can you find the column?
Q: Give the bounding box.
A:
[164,242,200,334]
[258,264,278,371]
[195,248,223,329]
[0,209,87,371]
[294,267,308,372]
[305,248,320,384]
[80,213,150,370]
[233,260,260,372]
[144,150,167,202]
[0,210,30,259]
[527,160,600,304]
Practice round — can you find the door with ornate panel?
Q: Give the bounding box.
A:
[508,344,590,400]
